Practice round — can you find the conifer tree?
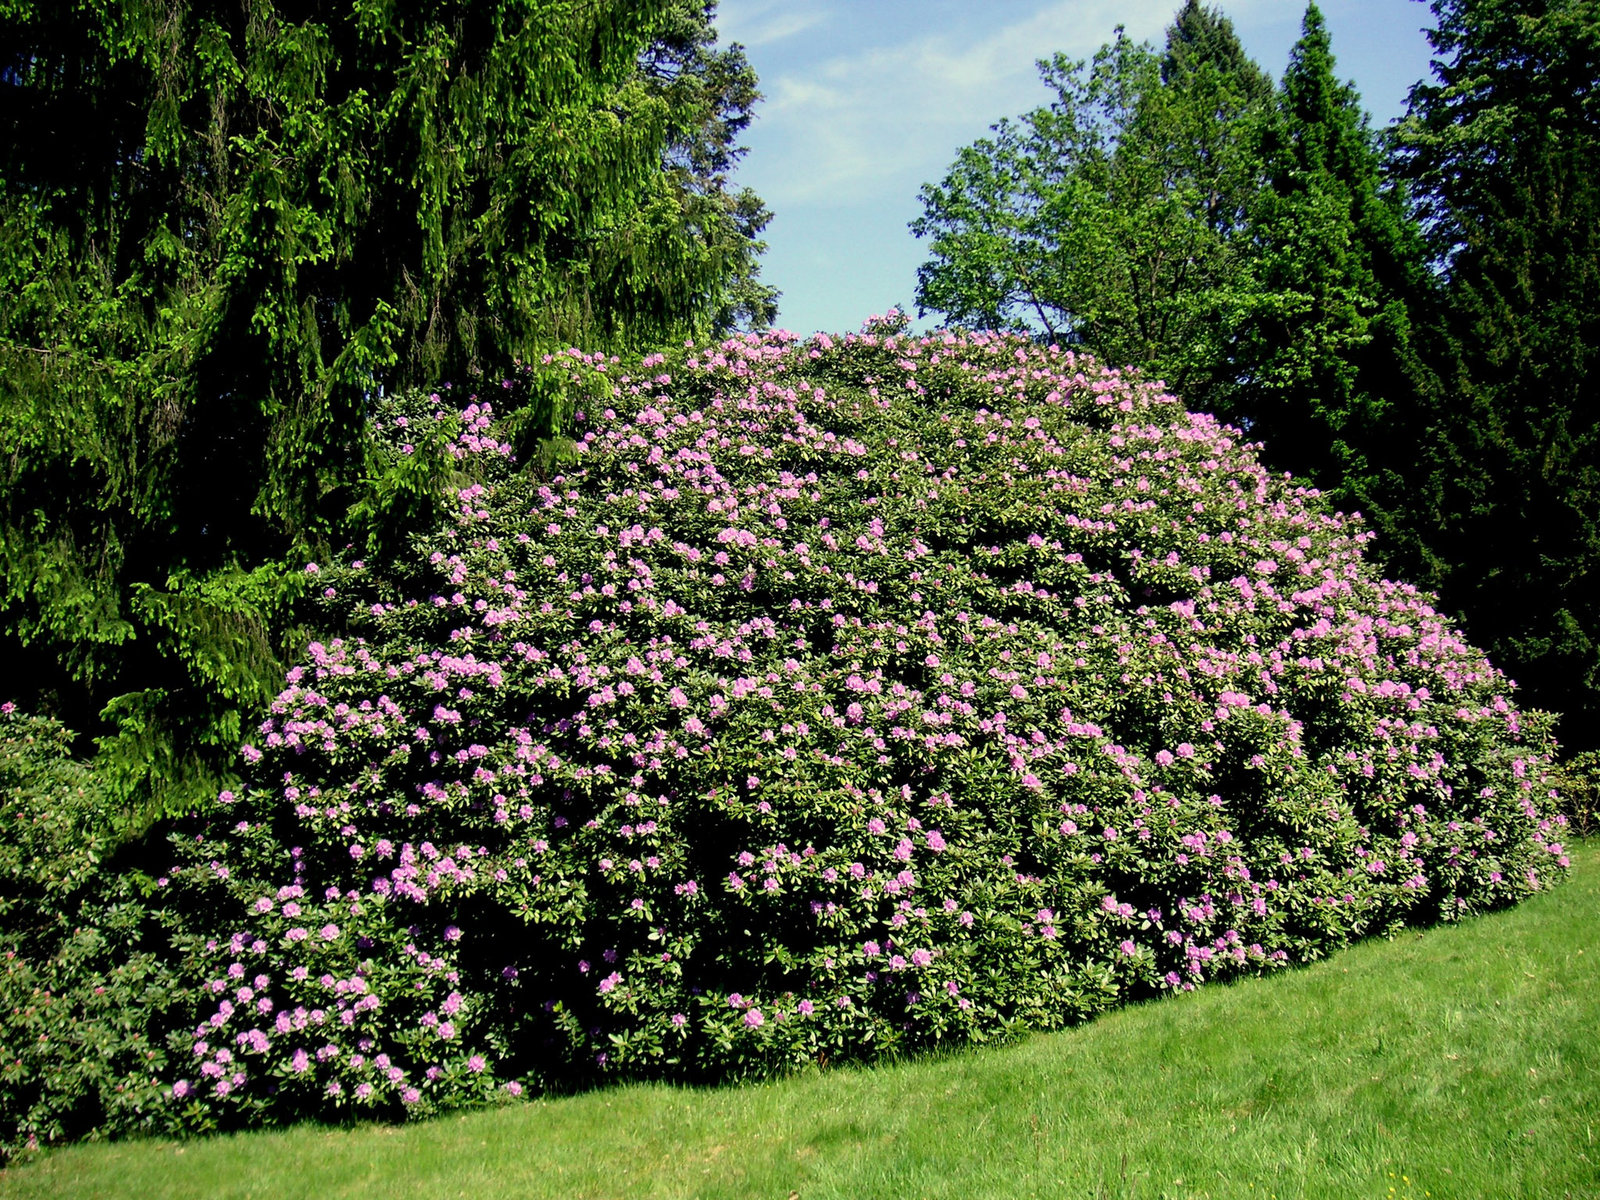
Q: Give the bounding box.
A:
[1161,0,1274,104]
[640,1,780,333]
[1151,1,1277,414]
[1395,0,1600,746]
[1221,3,1436,568]
[0,0,768,817]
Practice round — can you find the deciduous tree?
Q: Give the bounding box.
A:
[911,4,1274,413]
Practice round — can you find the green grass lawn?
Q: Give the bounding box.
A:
[6,845,1598,1200]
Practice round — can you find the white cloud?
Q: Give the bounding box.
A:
[717,0,832,49]
[738,0,1280,207]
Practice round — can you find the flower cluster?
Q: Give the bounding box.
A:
[163,325,1567,1124]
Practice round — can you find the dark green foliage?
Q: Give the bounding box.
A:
[0,708,182,1159]
[1394,0,1600,747]
[1550,751,1600,837]
[0,0,772,820]
[1219,4,1438,571]
[641,1,780,334]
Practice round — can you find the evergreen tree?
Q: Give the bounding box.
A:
[639,1,780,333]
[1395,0,1600,746]
[1161,0,1274,103]
[1221,3,1436,571]
[1152,1,1277,413]
[0,0,768,818]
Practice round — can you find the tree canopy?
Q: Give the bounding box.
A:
[641,0,780,335]
[910,5,1273,415]
[912,4,1434,527]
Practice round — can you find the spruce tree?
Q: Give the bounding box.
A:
[0,0,766,818]
[1223,3,1436,570]
[1396,0,1600,747]
[1151,1,1277,414]
[1161,0,1274,104]
[640,1,780,333]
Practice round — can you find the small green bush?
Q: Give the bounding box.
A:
[0,708,181,1159]
[1551,750,1600,839]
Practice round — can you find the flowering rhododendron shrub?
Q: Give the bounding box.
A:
[161,323,1569,1127]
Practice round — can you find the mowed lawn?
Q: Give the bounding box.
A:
[5,845,1597,1200]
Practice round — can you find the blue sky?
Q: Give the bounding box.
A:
[716,0,1439,336]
